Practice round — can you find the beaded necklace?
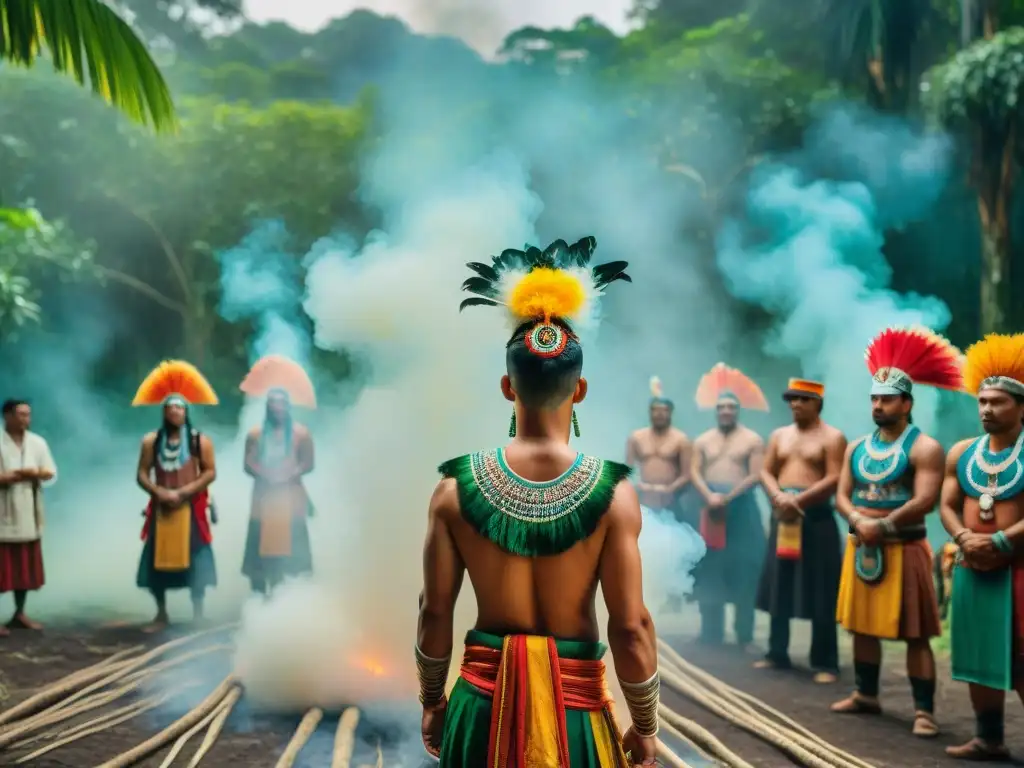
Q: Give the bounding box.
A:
[957,430,1024,522]
[852,425,919,486]
[439,448,631,557]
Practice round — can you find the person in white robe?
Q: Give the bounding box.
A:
[0,399,57,633]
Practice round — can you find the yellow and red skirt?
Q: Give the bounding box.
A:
[440,630,629,767]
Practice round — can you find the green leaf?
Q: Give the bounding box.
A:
[0,205,41,229]
[0,0,178,132]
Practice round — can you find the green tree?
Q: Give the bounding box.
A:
[84,97,374,364]
[0,207,94,338]
[499,16,620,72]
[925,28,1024,334]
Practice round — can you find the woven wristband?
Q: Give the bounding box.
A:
[619,671,660,737]
[414,645,450,707]
[992,531,1014,554]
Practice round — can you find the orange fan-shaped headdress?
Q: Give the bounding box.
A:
[239,355,316,408]
[132,360,219,406]
[865,326,964,396]
[695,363,769,411]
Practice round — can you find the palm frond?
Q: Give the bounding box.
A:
[0,0,178,133]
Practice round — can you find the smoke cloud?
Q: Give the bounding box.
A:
[716,106,957,436]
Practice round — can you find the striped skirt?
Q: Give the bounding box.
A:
[0,540,45,592]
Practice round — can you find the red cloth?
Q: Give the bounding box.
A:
[1014,561,1024,640]
[0,540,45,591]
[140,490,213,545]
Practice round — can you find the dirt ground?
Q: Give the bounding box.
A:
[656,607,1024,768]
[0,622,408,768]
[2,616,1023,767]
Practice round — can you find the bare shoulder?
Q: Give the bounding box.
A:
[429,476,460,523]
[141,431,158,449]
[628,427,649,441]
[946,438,974,466]
[198,433,215,450]
[768,424,793,442]
[246,425,262,441]
[694,429,716,447]
[821,422,845,440]
[741,426,765,447]
[671,427,690,444]
[605,480,642,532]
[292,422,312,440]
[911,432,945,460]
[847,434,868,454]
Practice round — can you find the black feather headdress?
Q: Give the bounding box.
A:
[457,236,630,331]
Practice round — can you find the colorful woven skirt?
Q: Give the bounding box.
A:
[439,630,629,767]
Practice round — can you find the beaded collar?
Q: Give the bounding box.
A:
[439,449,631,557]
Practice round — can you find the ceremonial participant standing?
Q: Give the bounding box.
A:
[240,355,316,595]
[416,237,660,766]
[941,333,1024,761]
[0,400,57,633]
[690,363,768,648]
[626,376,691,518]
[757,379,846,683]
[831,328,959,738]
[133,361,219,633]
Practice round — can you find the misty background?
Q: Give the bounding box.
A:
[0,0,1021,719]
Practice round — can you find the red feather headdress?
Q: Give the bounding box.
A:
[240,355,317,408]
[864,326,964,395]
[132,360,218,406]
[695,363,769,411]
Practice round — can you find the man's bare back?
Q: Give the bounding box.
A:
[627,426,690,509]
[433,442,639,642]
[768,423,846,489]
[695,426,762,486]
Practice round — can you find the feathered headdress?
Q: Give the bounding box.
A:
[962,333,1024,398]
[240,355,317,408]
[695,363,769,411]
[650,375,673,407]
[459,236,630,357]
[132,360,218,406]
[864,326,964,396]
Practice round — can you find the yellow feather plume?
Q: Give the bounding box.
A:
[650,376,663,399]
[507,268,586,323]
[962,333,1024,395]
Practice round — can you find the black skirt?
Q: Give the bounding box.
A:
[691,484,766,605]
[756,501,842,621]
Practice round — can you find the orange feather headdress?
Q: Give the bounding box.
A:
[864,326,964,396]
[695,363,769,411]
[239,355,317,409]
[961,333,1024,398]
[132,360,219,406]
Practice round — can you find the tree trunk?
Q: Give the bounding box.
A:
[182,300,211,366]
[976,131,1016,334]
[982,0,998,37]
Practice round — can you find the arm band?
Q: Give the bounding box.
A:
[618,670,660,737]
[415,644,450,707]
[992,531,1014,554]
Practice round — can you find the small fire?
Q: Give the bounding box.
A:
[358,657,388,677]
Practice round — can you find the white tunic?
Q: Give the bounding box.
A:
[0,430,58,542]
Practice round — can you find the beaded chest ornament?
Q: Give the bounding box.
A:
[958,333,1024,521]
